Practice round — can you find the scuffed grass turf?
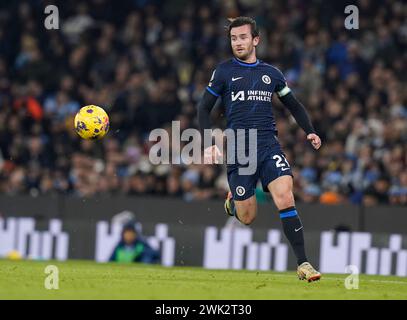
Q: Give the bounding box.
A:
[0,259,406,300]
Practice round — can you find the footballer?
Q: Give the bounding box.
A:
[198,17,322,282]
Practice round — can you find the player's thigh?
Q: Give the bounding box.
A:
[234,194,258,218]
[259,150,295,209]
[267,175,295,210]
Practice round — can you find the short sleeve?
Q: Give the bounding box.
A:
[206,67,225,97]
[273,67,291,97]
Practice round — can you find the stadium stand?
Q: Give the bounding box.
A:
[0,0,405,206]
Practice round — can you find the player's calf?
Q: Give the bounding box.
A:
[235,197,257,225]
[279,206,308,265]
[224,193,257,225]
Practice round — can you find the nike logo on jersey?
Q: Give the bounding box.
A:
[295,226,303,232]
[281,167,291,171]
[232,77,243,81]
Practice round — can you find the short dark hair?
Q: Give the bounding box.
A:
[227,17,259,38]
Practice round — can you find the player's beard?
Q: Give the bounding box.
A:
[233,45,254,62]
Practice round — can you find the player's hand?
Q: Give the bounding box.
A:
[307,133,322,150]
[203,145,223,164]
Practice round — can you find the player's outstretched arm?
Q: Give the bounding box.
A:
[279,92,322,150]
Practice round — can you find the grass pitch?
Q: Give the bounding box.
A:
[0,259,406,300]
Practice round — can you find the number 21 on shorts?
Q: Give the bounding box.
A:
[273,154,291,171]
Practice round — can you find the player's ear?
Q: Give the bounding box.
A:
[253,36,260,47]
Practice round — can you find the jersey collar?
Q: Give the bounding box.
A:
[233,57,259,67]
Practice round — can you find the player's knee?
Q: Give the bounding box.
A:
[274,192,294,209]
[236,208,256,225]
[238,213,256,225]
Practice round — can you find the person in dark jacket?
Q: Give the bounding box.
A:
[109,223,160,264]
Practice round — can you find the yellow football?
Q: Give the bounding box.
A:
[74,105,109,139]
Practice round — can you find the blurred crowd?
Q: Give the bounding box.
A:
[0,0,406,206]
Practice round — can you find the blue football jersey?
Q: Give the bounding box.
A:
[206,58,291,147]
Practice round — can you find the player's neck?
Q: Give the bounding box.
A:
[234,54,257,64]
